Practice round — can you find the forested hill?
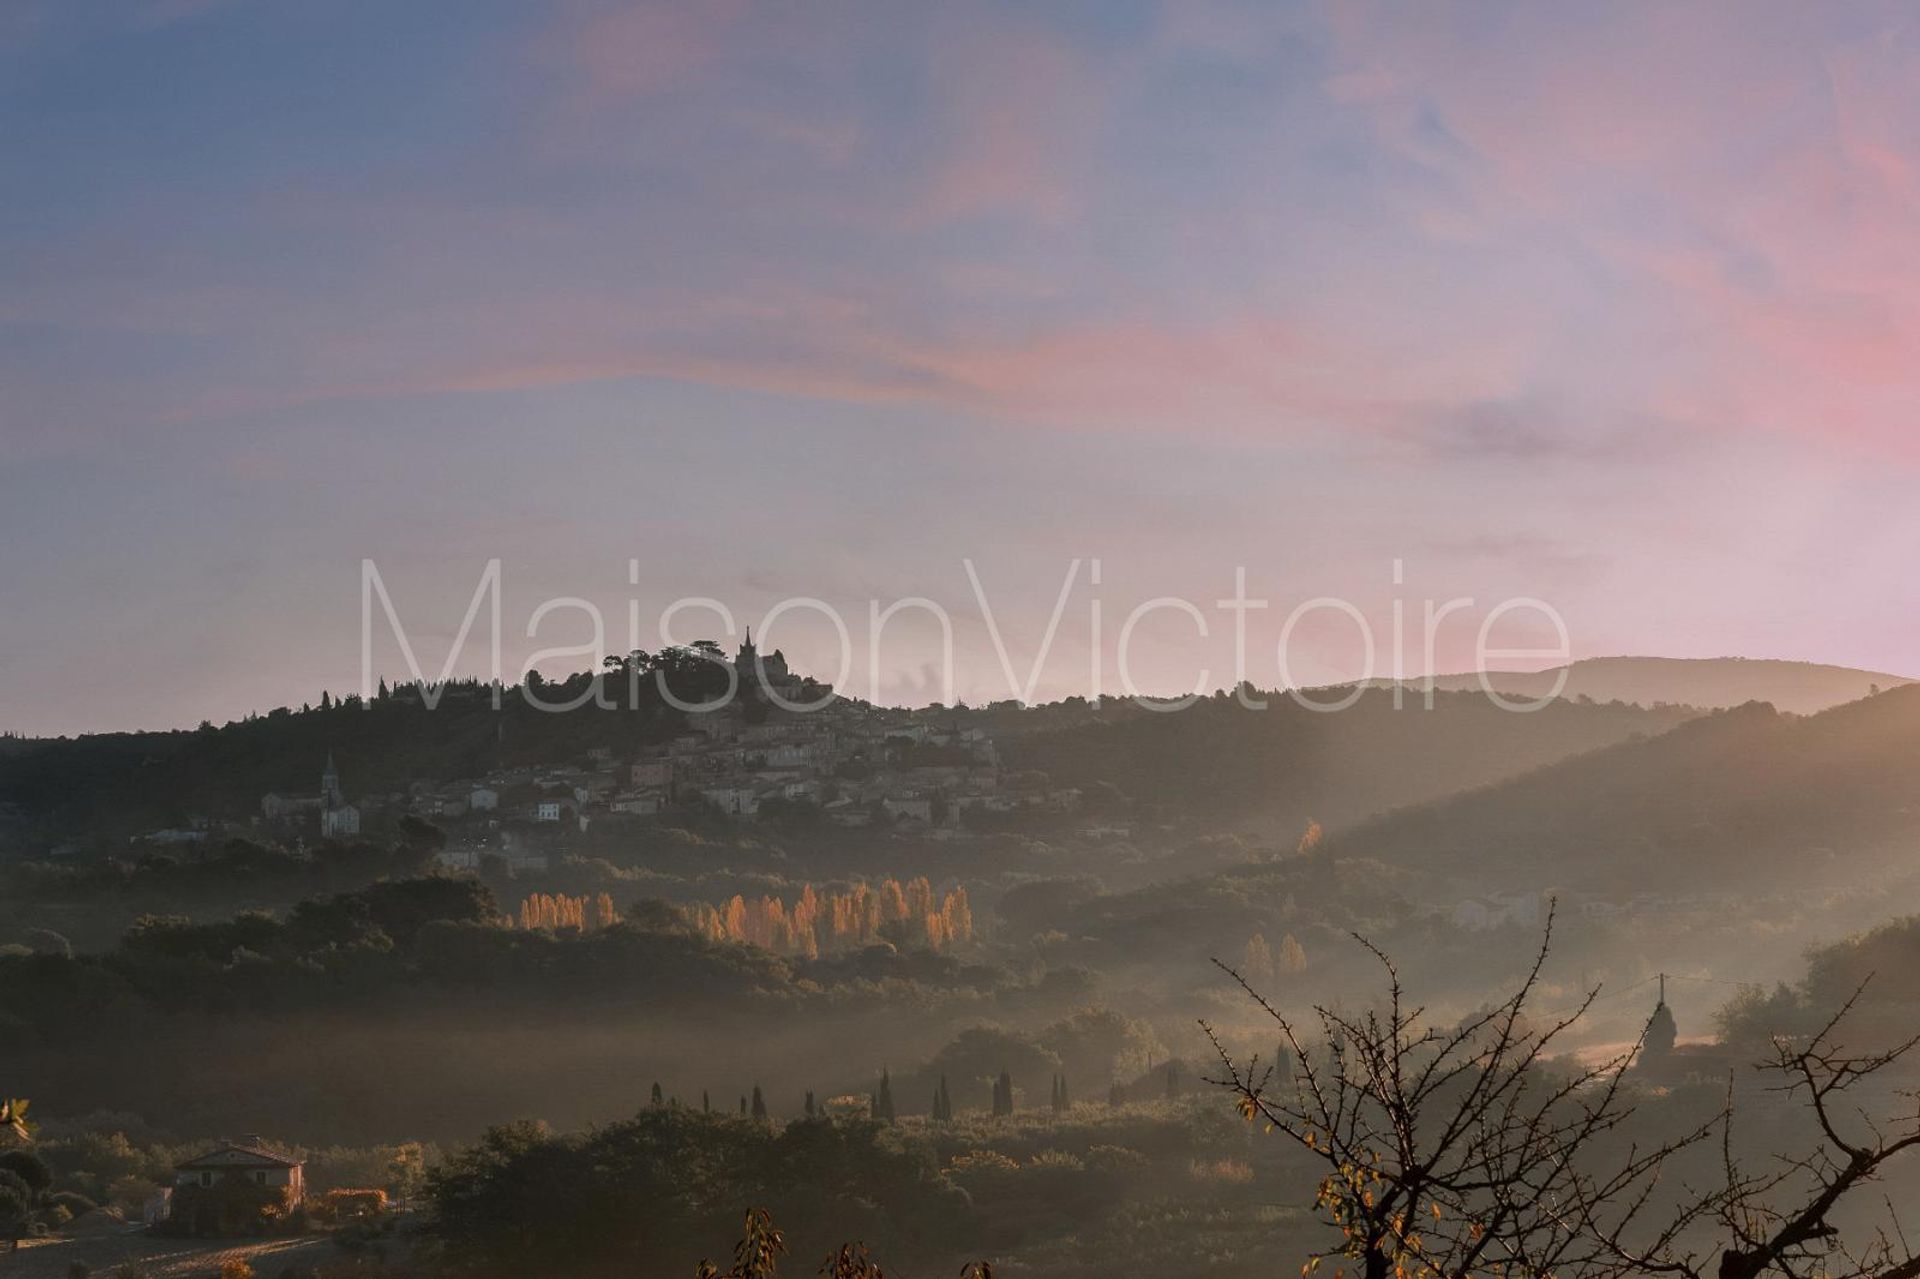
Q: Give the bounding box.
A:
[1005,687,1695,830]
[1335,684,1920,894]
[1,677,1696,851]
[0,679,690,842]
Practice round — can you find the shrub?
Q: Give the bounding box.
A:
[1083,1145,1149,1174]
[50,1191,100,1217]
[1188,1156,1254,1184]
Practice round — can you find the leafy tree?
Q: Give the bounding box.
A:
[434,1111,960,1276]
[0,1181,27,1252]
[1296,818,1324,855]
[1241,933,1274,982]
[696,1207,784,1279]
[0,1150,49,1198]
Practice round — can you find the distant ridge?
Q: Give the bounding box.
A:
[1406,656,1911,715]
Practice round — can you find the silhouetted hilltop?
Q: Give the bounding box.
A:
[1411,656,1910,715]
[1339,683,1920,894]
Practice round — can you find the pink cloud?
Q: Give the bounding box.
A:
[556,0,750,99]
[915,30,1104,227]
[1318,1,1920,460]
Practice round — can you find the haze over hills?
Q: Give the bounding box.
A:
[1409,656,1912,715]
[1006,687,1694,833]
[1337,682,1920,898]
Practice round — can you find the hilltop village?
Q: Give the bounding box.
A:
[246,635,1090,871]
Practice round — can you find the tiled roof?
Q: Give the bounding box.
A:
[174,1142,303,1170]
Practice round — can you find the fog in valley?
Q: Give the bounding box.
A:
[9,3,1920,1276]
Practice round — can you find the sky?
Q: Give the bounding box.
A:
[6,0,1920,735]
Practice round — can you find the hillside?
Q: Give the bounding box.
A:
[1005,687,1695,831]
[1413,656,1911,715]
[1337,684,1920,896]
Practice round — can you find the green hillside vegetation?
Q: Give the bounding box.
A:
[1718,913,1920,1048]
[0,673,1694,854]
[426,1097,1304,1278]
[1005,685,1694,826]
[0,875,1132,1143]
[0,663,729,844]
[1331,685,1920,894]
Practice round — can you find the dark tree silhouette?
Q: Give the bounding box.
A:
[990,1069,1013,1117]
[1206,904,1920,1279]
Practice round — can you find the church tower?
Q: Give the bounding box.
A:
[319,752,360,838]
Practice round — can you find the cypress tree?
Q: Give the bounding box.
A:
[992,1068,1014,1117]
[751,1085,767,1120]
[702,1090,711,1114]
[876,1069,896,1123]
[739,1095,747,1115]
[1057,1072,1070,1112]
[804,1090,817,1118]
[936,1074,952,1121]
[650,1081,663,1107]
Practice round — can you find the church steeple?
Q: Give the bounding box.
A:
[1643,973,1678,1060]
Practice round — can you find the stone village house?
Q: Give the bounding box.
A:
[169,1138,306,1235]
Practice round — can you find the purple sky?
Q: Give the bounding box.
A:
[6,1,1920,735]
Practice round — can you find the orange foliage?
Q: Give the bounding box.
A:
[681,878,975,957]
[517,892,618,932]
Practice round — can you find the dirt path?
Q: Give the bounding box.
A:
[3,1231,335,1278]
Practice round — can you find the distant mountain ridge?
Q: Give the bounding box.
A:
[1407,656,1910,715]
